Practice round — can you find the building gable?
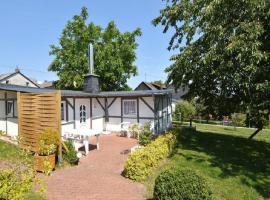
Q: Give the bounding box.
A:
[0,71,39,88]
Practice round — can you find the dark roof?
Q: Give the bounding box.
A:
[0,83,55,93]
[0,83,173,97]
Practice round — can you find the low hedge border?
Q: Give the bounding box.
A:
[123,132,176,182]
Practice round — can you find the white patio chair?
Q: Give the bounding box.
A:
[120,122,131,138]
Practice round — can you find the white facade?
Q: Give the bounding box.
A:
[61,95,172,136]
[0,91,18,137]
[0,89,172,137]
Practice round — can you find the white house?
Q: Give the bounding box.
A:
[0,84,172,138]
[0,68,39,88]
[0,45,173,140]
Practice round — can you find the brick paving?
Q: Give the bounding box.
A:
[45,134,145,200]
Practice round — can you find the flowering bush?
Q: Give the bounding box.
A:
[38,128,60,156]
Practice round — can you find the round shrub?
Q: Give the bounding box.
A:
[153,168,212,200]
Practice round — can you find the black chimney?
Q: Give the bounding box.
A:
[83,43,100,93]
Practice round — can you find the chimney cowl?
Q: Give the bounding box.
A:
[83,43,100,93]
[83,73,99,93]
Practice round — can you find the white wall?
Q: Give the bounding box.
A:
[92,98,105,131]
[61,97,105,135]
[0,91,18,137]
[139,97,154,118]
[106,97,155,132]
[61,95,172,134]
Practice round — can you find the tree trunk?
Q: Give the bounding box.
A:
[189,118,192,127]
[248,128,262,139]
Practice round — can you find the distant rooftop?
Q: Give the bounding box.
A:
[134,81,167,91]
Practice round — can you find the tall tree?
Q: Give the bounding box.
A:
[49,7,141,91]
[153,0,270,137]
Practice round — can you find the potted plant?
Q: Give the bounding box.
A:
[34,128,60,173]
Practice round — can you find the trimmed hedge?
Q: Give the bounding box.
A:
[153,168,212,200]
[123,133,175,181]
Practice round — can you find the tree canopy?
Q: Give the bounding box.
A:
[153,0,270,130]
[49,7,141,91]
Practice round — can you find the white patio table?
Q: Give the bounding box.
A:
[64,128,100,155]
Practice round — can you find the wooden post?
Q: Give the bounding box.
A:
[4,92,7,134]
[56,91,62,163]
[17,92,21,145]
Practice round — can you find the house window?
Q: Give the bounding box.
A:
[80,105,86,123]
[5,80,9,84]
[61,103,65,121]
[26,82,29,86]
[6,101,13,115]
[123,100,136,116]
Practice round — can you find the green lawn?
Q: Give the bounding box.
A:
[145,125,270,200]
[0,140,21,162]
[195,123,270,143]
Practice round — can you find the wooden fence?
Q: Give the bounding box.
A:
[17,91,61,152]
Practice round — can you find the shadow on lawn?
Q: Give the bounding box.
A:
[176,128,270,198]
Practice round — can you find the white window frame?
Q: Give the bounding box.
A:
[79,104,86,124]
[123,99,137,116]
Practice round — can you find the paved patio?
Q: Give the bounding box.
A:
[45,134,145,200]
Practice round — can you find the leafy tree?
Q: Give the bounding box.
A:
[153,0,270,138]
[232,113,246,128]
[49,7,141,91]
[191,99,205,118]
[175,100,196,127]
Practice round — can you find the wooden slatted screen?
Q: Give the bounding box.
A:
[17,91,61,152]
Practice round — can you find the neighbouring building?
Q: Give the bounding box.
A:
[134,81,187,111]
[0,68,40,88]
[39,80,57,89]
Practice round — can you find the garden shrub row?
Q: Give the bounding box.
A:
[123,132,176,181]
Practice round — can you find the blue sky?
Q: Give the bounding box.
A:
[0,0,174,89]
